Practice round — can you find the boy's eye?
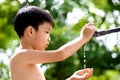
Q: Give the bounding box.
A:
[45,31,49,33]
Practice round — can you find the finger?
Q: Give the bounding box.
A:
[84,24,96,33]
[75,68,90,75]
[89,68,93,76]
[81,68,90,73]
[86,68,93,78]
[85,22,94,26]
[80,72,88,80]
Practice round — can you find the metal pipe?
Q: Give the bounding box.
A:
[93,27,120,37]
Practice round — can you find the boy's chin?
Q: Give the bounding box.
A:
[45,44,49,48]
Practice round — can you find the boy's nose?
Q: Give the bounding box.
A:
[48,37,51,41]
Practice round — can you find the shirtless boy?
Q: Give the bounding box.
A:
[10,6,96,80]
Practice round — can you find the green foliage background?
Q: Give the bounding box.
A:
[0,0,120,80]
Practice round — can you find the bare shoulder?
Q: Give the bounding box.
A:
[10,49,28,64]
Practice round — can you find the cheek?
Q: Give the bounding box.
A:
[32,36,44,50]
[35,35,43,43]
[34,34,47,45]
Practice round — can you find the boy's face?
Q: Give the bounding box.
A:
[31,22,52,50]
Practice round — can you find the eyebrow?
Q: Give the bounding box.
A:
[46,27,52,31]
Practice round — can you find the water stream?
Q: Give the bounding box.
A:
[84,43,93,80]
[83,43,87,69]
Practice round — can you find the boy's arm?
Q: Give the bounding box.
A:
[57,23,95,60]
[11,23,96,64]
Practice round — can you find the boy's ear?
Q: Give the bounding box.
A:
[25,26,34,37]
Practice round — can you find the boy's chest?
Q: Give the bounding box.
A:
[26,64,45,77]
[27,64,45,80]
[28,64,45,79]
[11,64,46,80]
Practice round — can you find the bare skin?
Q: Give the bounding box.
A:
[10,22,96,80]
[66,68,93,80]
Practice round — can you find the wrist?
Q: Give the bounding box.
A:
[79,35,88,44]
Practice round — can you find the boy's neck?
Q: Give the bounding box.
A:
[20,38,33,49]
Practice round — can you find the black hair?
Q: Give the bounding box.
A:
[14,6,54,38]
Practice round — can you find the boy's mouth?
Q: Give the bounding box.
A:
[45,44,49,48]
